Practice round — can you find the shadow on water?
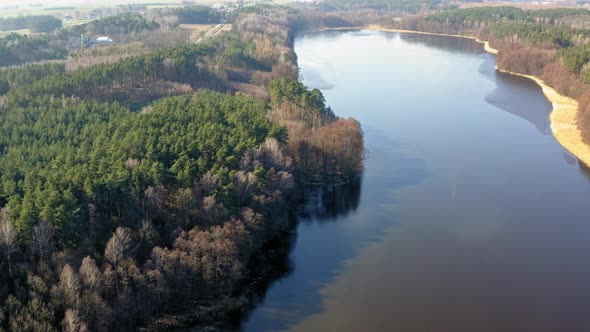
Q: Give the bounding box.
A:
[232,136,428,331]
[300,177,362,221]
[400,31,553,136]
[225,31,435,332]
[578,160,590,181]
[482,62,553,135]
[228,28,590,332]
[221,178,363,330]
[397,32,484,55]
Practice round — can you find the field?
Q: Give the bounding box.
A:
[0,0,233,18]
[180,23,232,43]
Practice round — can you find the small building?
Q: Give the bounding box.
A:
[95,36,114,44]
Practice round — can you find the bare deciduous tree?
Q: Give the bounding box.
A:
[104,227,135,268]
[0,208,18,276]
[33,220,55,260]
[58,264,81,308]
[200,171,221,196]
[62,308,89,332]
[79,256,102,292]
[104,227,136,297]
[234,171,257,206]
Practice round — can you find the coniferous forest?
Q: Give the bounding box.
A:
[0,6,364,331]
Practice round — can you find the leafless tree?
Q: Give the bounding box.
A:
[144,185,168,217]
[234,171,257,206]
[33,220,55,260]
[59,264,81,308]
[104,227,136,296]
[79,256,102,292]
[62,308,89,332]
[200,171,221,196]
[0,208,18,276]
[104,227,135,268]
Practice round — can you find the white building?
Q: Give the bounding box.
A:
[95,37,114,44]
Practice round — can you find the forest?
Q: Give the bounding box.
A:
[325,0,445,13]
[0,5,364,331]
[82,13,160,36]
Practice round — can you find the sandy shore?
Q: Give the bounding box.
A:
[365,25,590,167]
[496,69,590,166]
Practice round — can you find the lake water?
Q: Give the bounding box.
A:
[238,30,590,332]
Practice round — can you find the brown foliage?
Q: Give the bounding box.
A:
[66,43,148,72]
[307,118,365,182]
[542,60,588,98]
[62,309,89,332]
[497,43,557,76]
[79,256,102,292]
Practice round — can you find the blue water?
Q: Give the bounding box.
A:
[240,30,590,332]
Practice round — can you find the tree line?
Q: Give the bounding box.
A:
[0,15,62,33]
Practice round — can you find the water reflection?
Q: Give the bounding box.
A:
[400,32,554,136]
[278,29,590,332]
[238,140,427,331]
[578,161,590,181]
[485,68,553,135]
[301,177,362,220]
[398,32,484,55]
[223,224,297,331]
[225,178,362,330]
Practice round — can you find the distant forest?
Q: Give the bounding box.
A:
[0,15,62,33]
[0,7,221,68]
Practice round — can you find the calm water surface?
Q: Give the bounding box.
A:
[239,30,590,332]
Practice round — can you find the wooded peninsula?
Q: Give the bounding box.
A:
[0,5,364,331]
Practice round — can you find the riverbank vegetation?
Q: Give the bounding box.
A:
[0,5,364,331]
[270,79,364,183]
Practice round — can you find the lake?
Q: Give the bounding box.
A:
[237,30,590,332]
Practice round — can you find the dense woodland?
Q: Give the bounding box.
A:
[0,33,67,67]
[397,6,590,142]
[324,0,445,13]
[0,5,364,331]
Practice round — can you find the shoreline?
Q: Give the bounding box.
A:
[364,25,589,167]
[496,69,590,167]
[365,25,499,54]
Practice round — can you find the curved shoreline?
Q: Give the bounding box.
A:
[364,25,590,167]
[497,69,590,167]
[365,25,499,54]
